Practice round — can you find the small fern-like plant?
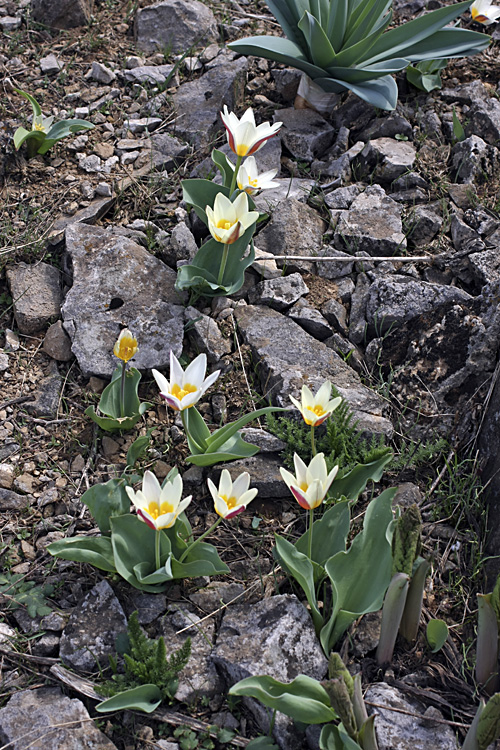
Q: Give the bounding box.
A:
[267,392,386,474]
[0,573,53,618]
[101,611,191,703]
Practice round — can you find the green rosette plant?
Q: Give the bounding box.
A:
[14,89,94,159]
[228,0,489,110]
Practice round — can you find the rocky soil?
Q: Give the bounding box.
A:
[1,0,500,748]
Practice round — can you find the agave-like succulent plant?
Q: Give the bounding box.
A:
[228,0,490,110]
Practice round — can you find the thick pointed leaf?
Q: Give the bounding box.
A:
[228,36,327,80]
[80,478,130,534]
[274,534,323,632]
[15,88,42,117]
[322,488,396,649]
[186,436,260,466]
[99,367,142,419]
[13,126,42,151]
[205,407,287,453]
[183,406,210,453]
[328,450,393,503]
[325,59,409,82]
[327,0,348,51]
[110,515,173,592]
[170,541,229,578]
[476,593,500,693]
[399,557,430,642]
[126,429,153,468]
[45,118,94,141]
[133,558,173,585]
[389,28,489,63]
[298,11,337,68]
[343,0,392,47]
[362,0,475,64]
[182,180,230,225]
[315,74,398,110]
[211,148,237,188]
[295,501,350,566]
[376,572,410,666]
[330,21,392,68]
[96,684,162,713]
[229,674,337,724]
[266,0,310,49]
[47,536,117,573]
[176,236,256,297]
[84,406,146,432]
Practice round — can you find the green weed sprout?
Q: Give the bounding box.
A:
[228,0,489,111]
[406,58,448,92]
[96,611,191,713]
[475,574,500,695]
[13,89,94,160]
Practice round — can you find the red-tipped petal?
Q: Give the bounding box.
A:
[225,505,245,519]
[223,123,238,155]
[247,133,278,155]
[137,510,157,530]
[291,486,311,510]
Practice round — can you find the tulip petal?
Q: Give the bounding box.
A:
[184,353,207,387]
[231,471,250,499]
[152,369,170,395]
[143,471,161,504]
[170,351,184,388]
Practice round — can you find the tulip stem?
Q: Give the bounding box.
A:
[310,425,316,456]
[179,516,222,563]
[308,508,314,560]
[229,154,243,195]
[155,529,162,571]
[120,361,126,418]
[217,243,230,286]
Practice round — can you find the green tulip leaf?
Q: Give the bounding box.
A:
[47,536,117,573]
[126,429,153,468]
[80,478,131,535]
[426,618,449,653]
[170,541,229,578]
[110,515,173,592]
[295,501,350,567]
[212,149,236,188]
[246,738,279,750]
[328,449,393,503]
[95,684,162,713]
[274,534,323,632]
[229,674,337,724]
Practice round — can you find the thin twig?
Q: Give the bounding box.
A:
[260,254,436,262]
[364,700,470,728]
[230,313,262,427]
[0,395,34,410]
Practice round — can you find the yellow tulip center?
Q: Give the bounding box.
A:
[220,494,238,509]
[236,144,249,157]
[309,405,326,417]
[147,500,174,519]
[115,337,137,362]
[299,482,309,492]
[217,219,236,231]
[171,382,197,401]
[249,177,258,187]
[33,122,46,132]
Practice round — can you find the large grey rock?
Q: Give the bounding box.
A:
[253,177,315,211]
[135,0,217,54]
[0,687,117,750]
[451,135,499,184]
[407,204,443,246]
[185,306,231,363]
[365,275,472,336]
[465,98,500,144]
[276,107,335,162]
[24,360,62,419]
[121,64,176,85]
[59,580,127,672]
[255,198,326,272]
[366,683,459,750]
[62,223,185,377]
[334,185,406,257]
[248,272,309,310]
[234,304,393,437]
[150,133,189,171]
[213,595,328,750]
[6,262,62,335]
[172,59,248,150]
[358,114,413,142]
[288,299,332,340]
[441,80,489,105]
[159,606,223,703]
[31,0,92,29]
[354,137,416,184]
[218,455,291,498]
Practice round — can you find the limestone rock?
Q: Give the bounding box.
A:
[255,198,326,272]
[172,59,248,150]
[217,454,291,498]
[135,0,218,54]
[354,137,416,184]
[59,580,127,672]
[233,304,392,437]
[6,262,62,335]
[288,299,332,340]
[213,595,327,750]
[334,185,406,257]
[0,687,117,750]
[31,0,92,29]
[276,107,335,162]
[248,272,309,311]
[465,98,500,145]
[185,306,231,363]
[451,135,499,184]
[43,321,73,362]
[366,683,459,750]
[24,361,62,419]
[62,223,185,378]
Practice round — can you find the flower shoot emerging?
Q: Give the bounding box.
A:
[152,351,220,411]
[126,470,192,530]
[290,381,342,427]
[280,453,338,510]
[221,105,282,157]
[207,470,258,519]
[113,328,138,363]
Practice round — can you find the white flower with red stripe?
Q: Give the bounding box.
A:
[290,381,342,427]
[280,453,338,510]
[237,156,279,195]
[206,191,259,245]
[126,470,192,530]
[207,470,258,519]
[221,105,282,157]
[152,352,220,411]
[471,0,500,23]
